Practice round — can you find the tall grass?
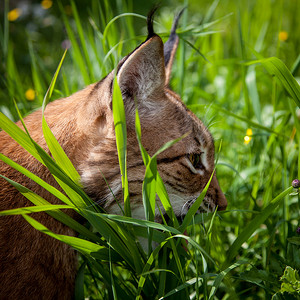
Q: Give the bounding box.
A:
[0,0,300,299]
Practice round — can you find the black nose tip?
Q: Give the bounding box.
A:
[217,205,227,211]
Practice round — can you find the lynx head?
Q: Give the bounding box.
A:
[80,10,227,221]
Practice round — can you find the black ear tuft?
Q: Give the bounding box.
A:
[170,7,186,35]
[164,7,185,66]
[147,5,159,39]
[163,7,185,85]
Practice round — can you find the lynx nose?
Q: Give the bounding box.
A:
[210,174,227,211]
[216,187,227,211]
[217,190,227,210]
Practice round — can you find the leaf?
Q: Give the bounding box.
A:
[279,266,300,294]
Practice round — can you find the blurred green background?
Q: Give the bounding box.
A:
[1,0,299,118]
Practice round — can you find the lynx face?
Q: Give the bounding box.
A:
[80,13,227,221]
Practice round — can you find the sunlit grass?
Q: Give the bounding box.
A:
[0,0,299,299]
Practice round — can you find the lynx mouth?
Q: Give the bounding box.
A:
[155,196,217,225]
[180,196,217,215]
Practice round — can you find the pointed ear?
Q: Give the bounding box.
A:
[117,35,165,101]
[164,9,185,85]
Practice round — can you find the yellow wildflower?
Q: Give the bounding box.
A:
[279,31,288,42]
[25,89,36,101]
[244,128,252,145]
[41,0,53,10]
[8,8,21,22]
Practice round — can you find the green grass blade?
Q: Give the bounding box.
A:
[81,212,137,269]
[202,0,220,24]
[189,104,287,137]
[136,238,171,299]
[6,47,27,114]
[0,173,53,206]
[1,90,90,210]
[99,213,181,235]
[246,66,262,123]
[0,112,42,161]
[0,152,72,205]
[141,133,189,249]
[142,157,157,222]
[41,121,81,182]
[136,233,215,299]
[159,277,204,299]
[135,104,150,165]
[74,261,86,300]
[152,133,190,159]
[102,13,147,54]
[179,36,210,63]
[156,173,179,227]
[135,103,156,246]
[2,0,9,58]
[113,77,130,216]
[179,172,214,232]
[22,214,112,259]
[224,186,293,266]
[28,39,44,104]
[247,57,300,107]
[291,53,300,75]
[0,204,70,216]
[59,3,90,85]
[41,49,81,184]
[0,174,102,242]
[208,261,247,300]
[135,105,178,227]
[70,0,95,82]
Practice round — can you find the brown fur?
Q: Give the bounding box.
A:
[0,16,226,299]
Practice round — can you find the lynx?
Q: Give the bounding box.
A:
[0,10,227,299]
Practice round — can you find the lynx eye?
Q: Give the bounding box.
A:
[188,153,204,170]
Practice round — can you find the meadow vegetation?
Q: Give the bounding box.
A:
[0,0,300,299]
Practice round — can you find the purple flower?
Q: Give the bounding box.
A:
[292,179,300,188]
[61,39,71,50]
[297,227,300,235]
